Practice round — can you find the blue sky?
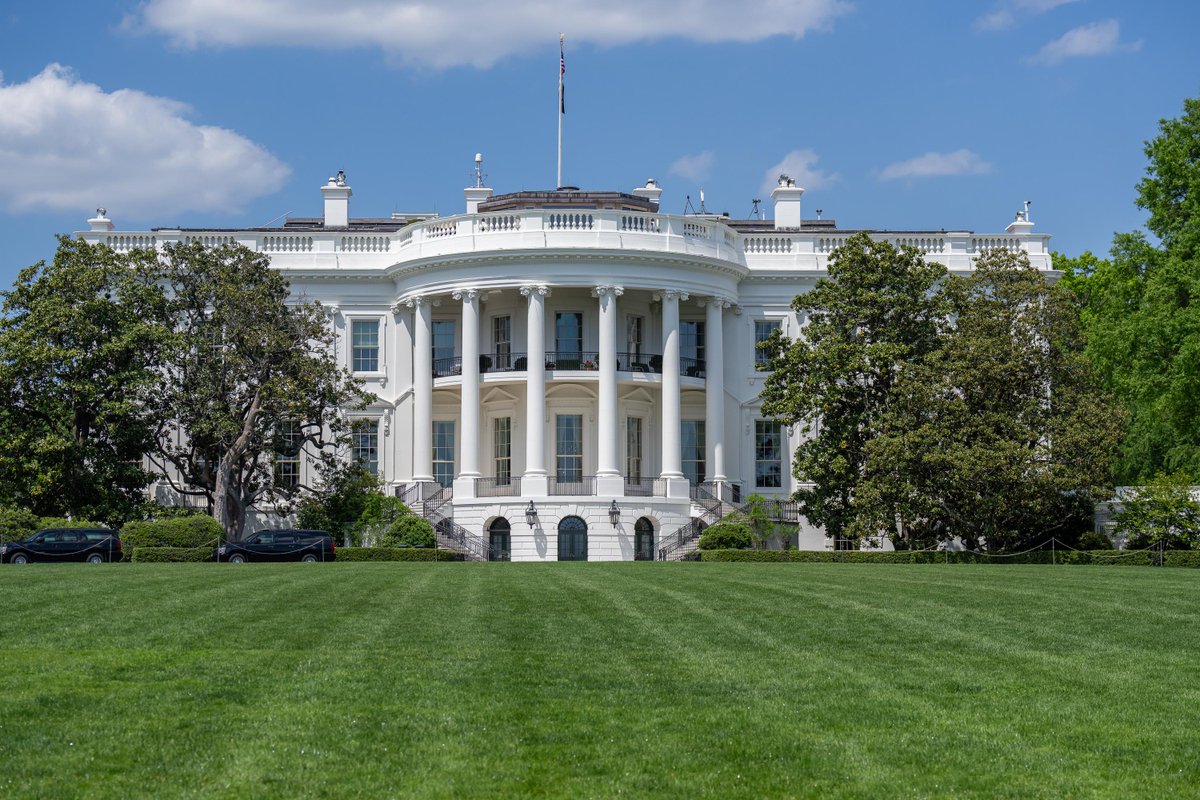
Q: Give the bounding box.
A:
[0,1,1197,285]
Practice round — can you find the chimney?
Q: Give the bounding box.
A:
[321,171,352,227]
[771,174,803,229]
[1005,200,1035,235]
[632,178,662,208]
[88,207,114,232]
[464,152,493,213]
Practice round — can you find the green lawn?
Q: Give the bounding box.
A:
[1,564,1197,799]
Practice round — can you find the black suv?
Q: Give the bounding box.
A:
[1,528,123,564]
[216,530,335,563]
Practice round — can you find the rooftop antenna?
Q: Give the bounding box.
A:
[259,210,294,227]
[472,152,487,188]
[683,194,697,215]
[749,198,762,220]
[698,188,707,214]
[815,209,823,220]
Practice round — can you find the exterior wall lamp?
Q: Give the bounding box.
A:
[525,501,538,526]
[609,500,620,525]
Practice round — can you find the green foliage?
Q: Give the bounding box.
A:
[697,520,753,550]
[0,236,171,523]
[356,495,415,545]
[0,507,41,543]
[150,242,375,539]
[381,515,435,549]
[760,233,949,543]
[335,547,462,561]
[36,517,107,530]
[1114,472,1200,549]
[295,462,379,543]
[120,516,225,548]
[134,502,207,520]
[1078,530,1115,550]
[130,546,214,563]
[1062,98,1200,482]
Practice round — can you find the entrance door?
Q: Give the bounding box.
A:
[557,516,588,561]
[489,518,511,561]
[634,517,654,561]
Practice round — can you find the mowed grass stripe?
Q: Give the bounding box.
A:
[0,563,1197,799]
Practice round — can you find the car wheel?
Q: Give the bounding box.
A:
[87,553,105,564]
[11,553,29,564]
[301,554,318,563]
[228,553,246,564]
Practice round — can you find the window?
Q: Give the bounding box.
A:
[494,417,512,486]
[681,420,705,485]
[488,517,511,561]
[755,319,783,369]
[555,312,583,357]
[557,515,588,561]
[634,517,654,561]
[351,319,379,373]
[680,320,705,376]
[274,420,303,489]
[626,315,644,359]
[626,417,642,480]
[755,420,783,488]
[432,320,456,362]
[433,421,455,488]
[493,316,512,369]
[556,414,583,483]
[352,419,379,476]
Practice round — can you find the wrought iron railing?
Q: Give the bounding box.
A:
[548,475,596,496]
[476,476,518,497]
[680,356,706,378]
[432,356,462,378]
[658,482,744,561]
[616,352,660,373]
[479,351,528,373]
[543,351,601,371]
[624,477,666,497]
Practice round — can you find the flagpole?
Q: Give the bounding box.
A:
[557,33,564,189]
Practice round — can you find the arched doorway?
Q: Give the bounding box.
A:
[488,517,511,561]
[557,516,588,561]
[634,517,655,561]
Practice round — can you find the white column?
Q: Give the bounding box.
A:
[595,285,624,495]
[660,290,688,497]
[705,299,728,484]
[521,285,550,496]
[453,289,480,497]
[408,297,434,483]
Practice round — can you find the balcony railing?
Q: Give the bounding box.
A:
[624,477,666,497]
[433,351,704,378]
[548,475,596,496]
[432,356,461,378]
[480,351,527,373]
[544,351,601,371]
[476,476,518,497]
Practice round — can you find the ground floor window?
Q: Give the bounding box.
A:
[433,420,455,488]
[755,420,783,488]
[488,517,511,561]
[634,517,654,561]
[352,419,379,476]
[274,420,302,489]
[558,515,588,561]
[493,416,512,485]
[681,420,705,485]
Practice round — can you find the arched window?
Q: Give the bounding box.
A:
[634,517,655,561]
[488,517,511,562]
[557,516,588,561]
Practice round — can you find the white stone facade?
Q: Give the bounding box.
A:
[79,173,1052,560]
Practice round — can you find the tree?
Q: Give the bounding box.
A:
[150,242,373,539]
[1113,471,1200,550]
[760,233,948,544]
[860,251,1124,551]
[0,236,172,523]
[1062,97,1200,483]
[295,462,381,543]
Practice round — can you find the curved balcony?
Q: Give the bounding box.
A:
[431,351,705,381]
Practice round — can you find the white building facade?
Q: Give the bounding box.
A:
[79,171,1051,560]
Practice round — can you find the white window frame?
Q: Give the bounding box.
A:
[346,316,385,377]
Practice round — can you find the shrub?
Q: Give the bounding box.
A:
[131,546,214,563]
[336,547,462,561]
[36,516,107,530]
[355,495,416,546]
[382,515,436,549]
[697,521,753,551]
[120,516,224,548]
[1077,530,1114,550]
[0,507,42,543]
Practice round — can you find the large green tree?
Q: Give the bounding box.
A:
[860,251,1124,551]
[1061,97,1200,482]
[0,236,172,522]
[760,233,948,544]
[149,242,373,539]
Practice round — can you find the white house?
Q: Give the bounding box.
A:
[78,166,1051,561]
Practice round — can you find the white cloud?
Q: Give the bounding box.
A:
[975,0,1078,32]
[0,64,290,219]
[879,149,992,181]
[1026,19,1142,65]
[669,151,715,183]
[759,150,838,198]
[129,0,853,69]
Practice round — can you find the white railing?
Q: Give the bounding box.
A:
[426,220,459,239]
[261,235,313,252]
[339,235,391,252]
[547,212,593,230]
[478,213,521,232]
[105,234,157,252]
[183,235,235,247]
[744,236,793,254]
[971,236,1022,253]
[621,214,659,233]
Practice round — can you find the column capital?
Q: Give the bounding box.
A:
[654,290,689,302]
[703,297,732,310]
[403,295,429,309]
[591,285,625,299]
[451,288,480,302]
[324,303,342,317]
[520,285,552,298]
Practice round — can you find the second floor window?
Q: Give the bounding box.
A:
[755,420,783,488]
[556,414,583,483]
[351,320,379,372]
[493,316,512,368]
[681,420,705,485]
[433,421,455,488]
[494,417,512,486]
[432,320,456,363]
[755,319,782,369]
[626,417,643,480]
[352,419,379,476]
[274,420,302,489]
[555,312,583,356]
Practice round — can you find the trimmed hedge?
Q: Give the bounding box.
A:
[336,547,464,562]
[131,546,214,563]
[697,521,754,551]
[381,516,436,549]
[121,516,224,549]
[698,548,1196,566]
